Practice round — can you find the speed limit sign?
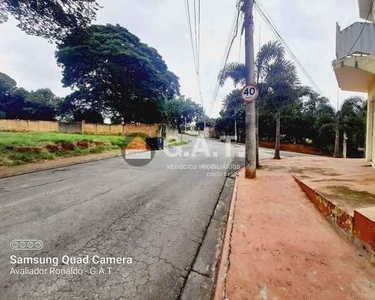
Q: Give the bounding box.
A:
[241,84,259,103]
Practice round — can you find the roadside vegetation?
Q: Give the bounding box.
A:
[166,139,190,147]
[0,132,132,167]
[215,41,366,159]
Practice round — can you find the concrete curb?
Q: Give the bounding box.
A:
[180,175,236,300]
[211,172,239,300]
[292,174,354,234]
[293,174,375,268]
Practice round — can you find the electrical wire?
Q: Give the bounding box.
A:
[184,0,198,71]
[198,0,201,68]
[193,0,199,68]
[346,0,374,56]
[208,2,242,117]
[254,0,323,95]
[183,0,205,110]
[208,19,237,117]
[208,12,239,117]
[238,12,244,62]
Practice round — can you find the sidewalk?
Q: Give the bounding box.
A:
[214,158,375,300]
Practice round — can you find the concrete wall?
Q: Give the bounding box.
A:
[0,119,59,132]
[164,127,179,141]
[336,22,375,59]
[295,176,375,267]
[84,123,124,135]
[59,122,82,134]
[260,141,323,156]
[124,124,159,137]
[358,0,375,22]
[0,119,164,138]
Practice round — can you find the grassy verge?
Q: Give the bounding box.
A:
[0,132,133,167]
[166,139,190,147]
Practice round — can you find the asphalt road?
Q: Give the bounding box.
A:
[0,136,301,300]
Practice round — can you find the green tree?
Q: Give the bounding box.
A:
[0,0,100,41]
[218,42,291,161]
[214,89,245,141]
[163,96,204,132]
[218,63,247,87]
[25,89,61,120]
[56,24,180,124]
[196,118,216,131]
[0,72,16,118]
[0,72,16,93]
[319,97,366,158]
[0,72,60,120]
[0,87,30,119]
[300,87,331,140]
[60,90,104,123]
[263,58,300,159]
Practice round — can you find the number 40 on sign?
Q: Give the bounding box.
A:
[241,84,259,103]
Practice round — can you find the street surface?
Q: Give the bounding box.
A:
[0,136,301,299]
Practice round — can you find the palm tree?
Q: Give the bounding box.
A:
[218,63,247,87]
[319,97,365,158]
[264,58,300,159]
[218,41,288,162]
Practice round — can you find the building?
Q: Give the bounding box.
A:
[332,0,375,166]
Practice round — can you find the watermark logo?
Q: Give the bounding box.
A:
[121,135,155,167]
[121,134,244,167]
[10,240,43,251]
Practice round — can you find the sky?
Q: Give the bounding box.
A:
[0,0,368,118]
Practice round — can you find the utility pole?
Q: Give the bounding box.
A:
[244,0,257,179]
[234,118,237,142]
[256,25,261,168]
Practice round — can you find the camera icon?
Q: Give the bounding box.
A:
[10,240,43,251]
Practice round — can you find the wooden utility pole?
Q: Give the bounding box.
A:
[244,0,257,178]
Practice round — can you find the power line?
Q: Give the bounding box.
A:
[347,0,374,56]
[208,3,242,117]
[208,10,239,117]
[183,0,205,110]
[208,11,238,117]
[193,0,199,68]
[196,0,204,110]
[239,12,243,62]
[254,0,323,95]
[198,0,201,68]
[184,0,198,70]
